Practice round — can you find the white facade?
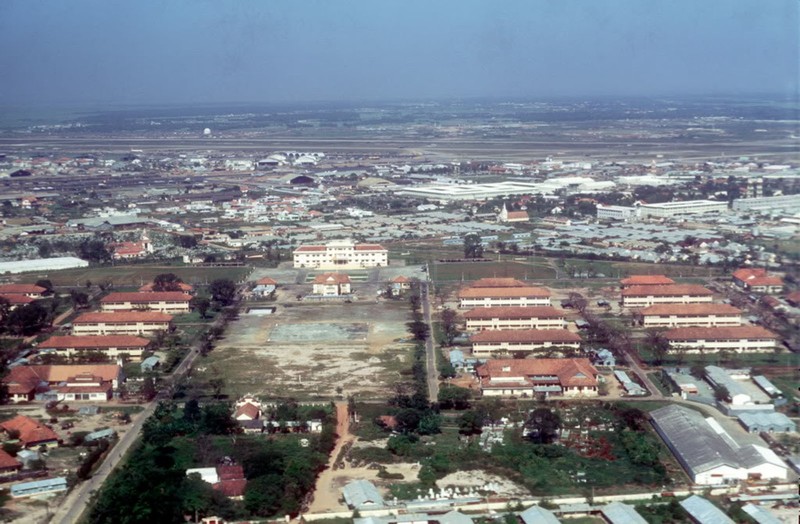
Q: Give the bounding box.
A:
[639,199,728,219]
[622,293,713,308]
[642,311,742,328]
[465,316,565,331]
[293,239,388,269]
[73,317,172,336]
[668,337,777,353]
[596,204,638,221]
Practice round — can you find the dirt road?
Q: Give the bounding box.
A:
[305,401,355,514]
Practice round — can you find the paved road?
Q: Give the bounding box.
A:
[421,281,439,401]
[49,400,159,524]
[621,348,664,399]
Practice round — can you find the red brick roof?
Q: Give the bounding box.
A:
[0,294,34,305]
[471,329,581,344]
[39,335,150,349]
[73,311,174,324]
[139,282,194,292]
[471,278,528,288]
[255,277,277,285]
[294,245,326,252]
[639,304,742,316]
[620,275,675,286]
[0,284,46,295]
[459,286,550,299]
[354,244,386,251]
[464,306,564,319]
[621,284,713,297]
[0,449,21,470]
[4,367,43,396]
[313,273,351,284]
[0,415,59,446]
[665,326,779,341]
[234,403,260,420]
[506,211,529,220]
[732,268,784,287]
[477,358,598,388]
[101,292,192,303]
[391,276,410,283]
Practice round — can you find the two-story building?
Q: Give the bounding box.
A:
[471,329,581,358]
[293,239,388,269]
[664,326,780,353]
[312,273,352,296]
[732,268,784,294]
[621,284,714,308]
[100,292,192,313]
[72,311,173,336]
[38,335,151,360]
[463,306,566,331]
[639,303,743,328]
[458,287,551,308]
[476,358,599,398]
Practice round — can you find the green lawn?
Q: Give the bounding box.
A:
[431,261,555,282]
[19,265,251,288]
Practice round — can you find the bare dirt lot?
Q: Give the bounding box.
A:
[198,299,414,400]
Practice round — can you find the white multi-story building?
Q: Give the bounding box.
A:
[38,335,151,360]
[293,239,388,269]
[665,326,779,353]
[622,285,714,308]
[463,306,566,331]
[100,292,192,314]
[458,287,551,308]
[639,199,728,219]
[596,204,638,221]
[639,304,742,328]
[72,311,174,336]
[471,329,581,358]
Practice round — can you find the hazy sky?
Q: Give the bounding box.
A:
[1,0,797,107]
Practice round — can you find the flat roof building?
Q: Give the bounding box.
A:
[639,199,728,219]
[293,239,387,269]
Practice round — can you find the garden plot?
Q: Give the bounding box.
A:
[201,301,413,399]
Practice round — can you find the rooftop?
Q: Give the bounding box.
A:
[471,329,581,344]
[464,306,564,319]
[459,286,550,299]
[664,326,778,341]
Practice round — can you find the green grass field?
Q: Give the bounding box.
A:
[18,265,252,288]
[431,261,556,282]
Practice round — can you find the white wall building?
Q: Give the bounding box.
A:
[622,285,714,308]
[639,304,743,328]
[458,287,551,308]
[293,239,388,269]
[596,204,639,221]
[665,326,780,353]
[464,306,566,331]
[639,199,728,219]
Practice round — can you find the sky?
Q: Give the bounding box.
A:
[0,0,797,107]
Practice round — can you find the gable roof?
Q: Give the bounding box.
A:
[640,303,742,316]
[0,449,22,470]
[459,286,550,299]
[39,335,150,349]
[0,294,34,306]
[471,329,581,344]
[313,272,351,284]
[664,326,778,341]
[255,277,277,285]
[732,268,783,287]
[73,311,174,324]
[464,306,564,319]
[0,415,60,446]
[477,358,598,388]
[622,284,713,297]
[0,284,46,295]
[471,278,528,288]
[101,292,192,303]
[620,275,675,286]
[139,282,194,292]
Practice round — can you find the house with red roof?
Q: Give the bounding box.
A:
[38,335,151,360]
[0,449,22,477]
[100,292,191,314]
[0,284,46,299]
[293,239,387,269]
[477,358,599,398]
[664,326,780,353]
[4,364,124,403]
[312,273,352,296]
[0,415,60,448]
[619,275,676,288]
[621,284,714,308]
[72,311,173,336]
[252,277,277,297]
[390,276,411,296]
[470,329,581,358]
[732,268,784,294]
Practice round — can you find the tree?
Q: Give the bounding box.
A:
[153,273,184,292]
[645,329,670,365]
[173,235,198,249]
[244,475,283,517]
[713,384,730,402]
[458,408,486,435]
[463,233,484,259]
[141,376,157,401]
[407,317,430,341]
[524,408,561,444]
[70,290,90,310]
[437,385,472,410]
[440,308,459,346]
[208,376,225,399]
[35,279,54,295]
[209,279,237,307]
[77,239,111,263]
[191,296,211,319]
[6,303,48,336]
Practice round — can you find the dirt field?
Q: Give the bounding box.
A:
[198,296,414,400]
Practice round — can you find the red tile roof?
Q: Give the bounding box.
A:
[234,403,260,420]
[471,329,581,344]
[0,449,21,470]
[459,286,551,299]
[39,335,150,349]
[732,268,784,287]
[506,211,529,220]
[0,284,46,295]
[665,326,779,341]
[620,275,675,286]
[294,245,326,252]
[213,479,247,498]
[639,304,742,316]
[216,464,245,481]
[0,415,59,446]
[464,306,564,319]
[477,358,598,388]
[785,291,800,306]
[4,367,43,396]
[256,277,277,285]
[73,311,173,324]
[354,244,387,251]
[391,276,410,283]
[621,284,713,297]
[0,294,34,306]
[101,292,192,303]
[471,278,528,288]
[139,282,194,292]
[313,273,351,284]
